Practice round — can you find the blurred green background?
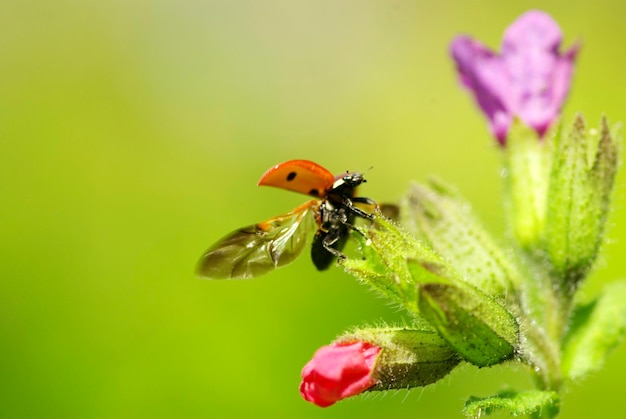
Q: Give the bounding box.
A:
[1,1,625,418]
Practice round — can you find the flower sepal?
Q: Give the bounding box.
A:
[543,115,621,288]
[337,325,462,390]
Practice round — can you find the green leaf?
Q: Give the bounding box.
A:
[562,280,626,380]
[463,390,559,418]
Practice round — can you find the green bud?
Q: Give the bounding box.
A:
[503,119,552,250]
[417,281,519,367]
[544,115,621,287]
[343,214,447,315]
[343,215,519,367]
[337,325,461,390]
[402,179,522,297]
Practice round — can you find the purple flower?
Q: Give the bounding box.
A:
[450,10,579,145]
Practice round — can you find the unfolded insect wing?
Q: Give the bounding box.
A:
[197,200,318,279]
[257,159,335,198]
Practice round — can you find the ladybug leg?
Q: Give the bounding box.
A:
[321,230,347,260]
[341,197,376,220]
[332,208,367,239]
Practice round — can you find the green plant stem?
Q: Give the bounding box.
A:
[517,259,567,394]
[539,289,566,391]
[524,316,561,419]
[543,276,577,394]
[511,292,561,419]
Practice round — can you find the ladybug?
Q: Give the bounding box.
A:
[196,159,378,279]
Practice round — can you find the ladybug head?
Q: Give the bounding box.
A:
[342,171,366,187]
[330,171,366,194]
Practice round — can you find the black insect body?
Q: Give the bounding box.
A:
[311,172,376,270]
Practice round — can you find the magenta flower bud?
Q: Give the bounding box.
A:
[450,10,579,145]
[299,341,381,408]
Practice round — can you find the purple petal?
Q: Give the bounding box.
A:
[450,36,511,145]
[503,10,563,54]
[450,10,579,144]
[501,10,578,137]
[549,44,581,117]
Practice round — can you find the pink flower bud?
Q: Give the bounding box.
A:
[450,10,579,145]
[299,341,381,407]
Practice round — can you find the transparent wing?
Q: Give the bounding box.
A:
[196,200,319,279]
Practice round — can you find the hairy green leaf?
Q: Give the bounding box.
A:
[562,280,626,380]
[464,390,559,418]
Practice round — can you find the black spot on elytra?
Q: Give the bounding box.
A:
[286,171,297,181]
[309,188,320,197]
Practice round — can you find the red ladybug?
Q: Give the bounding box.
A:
[197,159,377,279]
